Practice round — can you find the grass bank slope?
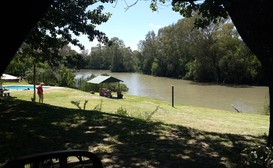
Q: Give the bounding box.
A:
[0,86,269,167]
[8,86,269,136]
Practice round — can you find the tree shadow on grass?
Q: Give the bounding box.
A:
[0,98,267,167]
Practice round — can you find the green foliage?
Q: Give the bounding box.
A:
[58,67,76,87]
[24,64,75,87]
[74,74,98,92]
[115,107,130,117]
[106,82,128,92]
[85,44,111,69]
[138,31,158,75]
[65,54,86,70]
[138,16,264,85]
[20,0,113,67]
[152,0,229,28]
[151,61,159,76]
[84,37,137,72]
[25,64,59,85]
[4,53,33,77]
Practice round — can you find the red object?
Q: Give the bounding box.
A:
[37,85,43,94]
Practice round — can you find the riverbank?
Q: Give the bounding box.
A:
[0,86,269,167]
[76,69,269,114]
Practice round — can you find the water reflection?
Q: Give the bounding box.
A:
[76,69,269,114]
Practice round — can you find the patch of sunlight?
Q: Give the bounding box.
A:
[103,136,123,145]
[158,136,167,140]
[89,143,116,153]
[179,154,191,160]
[200,141,210,148]
[100,156,118,165]
[196,134,206,140]
[51,122,69,127]
[134,160,157,167]
[210,151,220,157]
[220,141,234,148]
[206,135,222,141]
[187,139,197,145]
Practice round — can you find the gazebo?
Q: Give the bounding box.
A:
[87,75,123,99]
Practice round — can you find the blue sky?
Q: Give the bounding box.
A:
[71,1,183,53]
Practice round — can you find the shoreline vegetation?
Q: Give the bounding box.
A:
[0,82,269,167]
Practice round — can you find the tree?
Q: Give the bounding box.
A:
[23,0,113,66]
[4,53,34,78]
[18,0,114,102]
[109,37,125,72]
[226,0,273,147]
[87,44,111,69]
[139,31,158,74]
[151,0,273,146]
[59,45,86,69]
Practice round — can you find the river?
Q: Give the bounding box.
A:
[76,69,269,114]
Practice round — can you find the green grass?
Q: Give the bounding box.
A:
[0,85,269,167]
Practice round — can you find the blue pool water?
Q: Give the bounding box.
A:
[3,85,49,91]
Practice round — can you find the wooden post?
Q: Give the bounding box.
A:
[33,60,36,102]
[172,85,174,107]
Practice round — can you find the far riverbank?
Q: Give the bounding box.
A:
[76,69,269,114]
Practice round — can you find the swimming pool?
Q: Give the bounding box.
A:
[3,85,49,91]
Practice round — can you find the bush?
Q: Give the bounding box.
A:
[115,107,130,117]
[58,67,76,87]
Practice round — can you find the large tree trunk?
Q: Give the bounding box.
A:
[225,0,273,146]
[33,61,37,102]
[0,0,53,75]
[268,70,273,146]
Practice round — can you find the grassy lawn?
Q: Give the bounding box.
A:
[0,84,269,167]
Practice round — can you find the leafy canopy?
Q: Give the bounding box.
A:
[23,0,114,64]
[150,0,229,28]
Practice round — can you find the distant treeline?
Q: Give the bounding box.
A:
[84,16,265,85]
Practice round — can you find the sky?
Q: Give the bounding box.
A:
[70,0,183,53]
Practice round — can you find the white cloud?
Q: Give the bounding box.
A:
[149,23,162,31]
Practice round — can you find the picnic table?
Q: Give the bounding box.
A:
[99,88,112,98]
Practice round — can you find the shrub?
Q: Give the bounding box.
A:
[115,107,130,117]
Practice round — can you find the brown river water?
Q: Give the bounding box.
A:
[76,69,269,114]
